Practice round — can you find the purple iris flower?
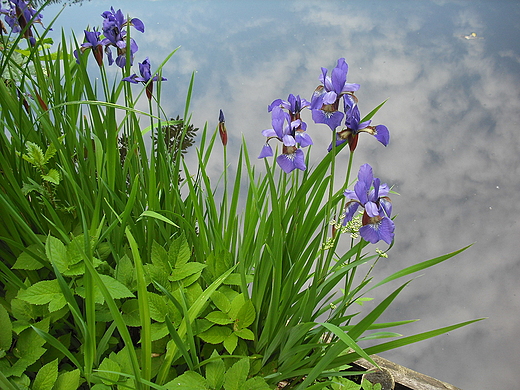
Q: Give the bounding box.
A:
[343,164,394,245]
[258,106,306,173]
[268,94,313,148]
[0,0,45,46]
[310,58,360,130]
[74,30,105,66]
[123,57,167,100]
[100,7,144,68]
[330,104,390,152]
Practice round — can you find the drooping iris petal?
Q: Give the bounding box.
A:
[374,125,390,146]
[258,144,273,158]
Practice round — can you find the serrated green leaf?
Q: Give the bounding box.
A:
[168,232,191,267]
[151,241,170,269]
[227,293,245,321]
[206,250,233,282]
[223,332,238,354]
[46,236,68,274]
[205,351,225,390]
[22,142,45,169]
[170,262,206,282]
[150,322,169,341]
[115,255,136,291]
[0,304,12,351]
[234,328,254,341]
[211,290,231,313]
[52,369,80,390]
[121,299,141,327]
[17,280,66,312]
[224,358,249,390]
[97,357,120,385]
[244,376,270,390]
[236,300,255,329]
[164,371,207,389]
[148,292,168,322]
[12,245,46,270]
[198,325,232,344]
[42,168,60,185]
[33,358,58,390]
[205,311,233,325]
[98,274,135,302]
[43,143,57,164]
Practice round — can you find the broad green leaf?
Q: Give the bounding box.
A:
[234,328,254,341]
[33,358,58,390]
[198,325,232,344]
[97,357,120,385]
[17,279,67,312]
[170,262,206,281]
[244,376,270,390]
[223,358,249,390]
[151,241,170,270]
[52,369,80,390]
[223,332,238,354]
[211,290,231,313]
[236,300,256,329]
[206,250,233,282]
[150,322,169,341]
[361,379,381,390]
[169,232,191,267]
[164,371,207,389]
[205,311,233,325]
[98,274,135,301]
[12,245,46,270]
[10,298,45,321]
[148,292,168,322]
[121,299,141,327]
[115,255,136,291]
[228,293,245,320]
[0,304,12,351]
[205,351,225,390]
[46,236,68,274]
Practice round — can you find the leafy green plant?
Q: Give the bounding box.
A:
[0,1,482,389]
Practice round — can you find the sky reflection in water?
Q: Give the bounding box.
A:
[45,0,520,388]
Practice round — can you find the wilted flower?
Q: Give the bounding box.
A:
[123,57,166,100]
[100,7,144,68]
[218,109,228,146]
[343,164,394,245]
[310,58,360,130]
[258,106,306,173]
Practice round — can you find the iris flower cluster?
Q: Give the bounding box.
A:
[75,7,144,68]
[258,94,312,173]
[343,164,394,245]
[0,0,45,46]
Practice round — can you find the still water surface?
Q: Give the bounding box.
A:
[43,1,520,388]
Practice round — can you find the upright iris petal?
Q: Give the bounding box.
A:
[311,58,360,131]
[100,7,144,68]
[343,164,395,245]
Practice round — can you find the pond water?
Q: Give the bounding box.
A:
[42,0,520,388]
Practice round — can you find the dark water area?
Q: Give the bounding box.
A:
[42,0,520,388]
